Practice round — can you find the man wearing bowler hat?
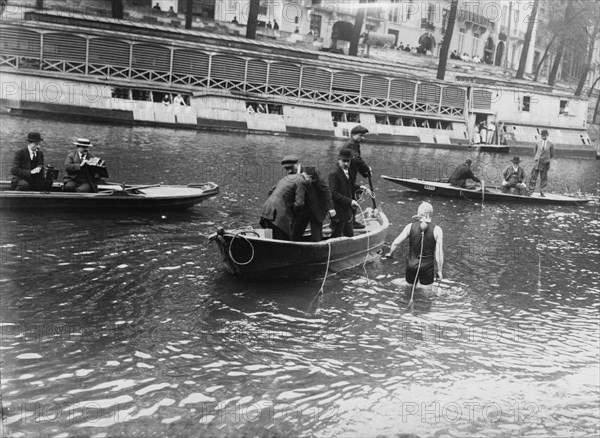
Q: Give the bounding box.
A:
[527,129,554,197]
[63,138,106,193]
[340,124,371,229]
[11,132,52,191]
[329,148,361,238]
[501,156,527,195]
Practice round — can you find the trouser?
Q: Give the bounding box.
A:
[502,180,526,195]
[528,162,550,193]
[259,218,290,241]
[292,210,323,242]
[63,180,94,193]
[331,218,354,238]
[12,177,52,192]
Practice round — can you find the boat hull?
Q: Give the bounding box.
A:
[382,176,592,205]
[212,211,389,280]
[0,182,219,211]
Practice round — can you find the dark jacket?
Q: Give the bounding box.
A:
[64,151,103,183]
[260,174,306,237]
[502,165,526,184]
[341,137,370,186]
[533,140,554,166]
[302,168,334,222]
[11,147,44,188]
[328,166,355,222]
[448,163,480,186]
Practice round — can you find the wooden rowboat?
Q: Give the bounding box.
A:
[382,176,592,206]
[0,181,219,211]
[210,208,389,280]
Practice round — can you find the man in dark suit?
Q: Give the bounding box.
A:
[341,124,371,229]
[527,129,555,197]
[11,132,52,191]
[63,138,106,193]
[501,156,527,195]
[329,149,360,238]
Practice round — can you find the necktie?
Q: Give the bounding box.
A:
[32,151,36,160]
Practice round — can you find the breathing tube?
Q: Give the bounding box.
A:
[408,220,428,307]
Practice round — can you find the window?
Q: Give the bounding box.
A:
[458,28,466,53]
[389,0,400,22]
[521,96,531,112]
[559,100,570,115]
[407,0,414,19]
[309,14,322,37]
[472,33,480,56]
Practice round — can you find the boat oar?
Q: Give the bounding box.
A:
[122,184,161,192]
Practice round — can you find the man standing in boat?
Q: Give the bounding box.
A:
[11,132,53,191]
[501,156,527,195]
[386,202,444,287]
[448,158,482,188]
[259,155,307,240]
[63,138,107,193]
[329,149,361,238]
[341,124,371,229]
[527,129,554,197]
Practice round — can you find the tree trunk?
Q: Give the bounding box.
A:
[516,0,539,79]
[349,0,366,57]
[111,0,123,19]
[245,0,260,39]
[588,76,600,97]
[437,0,459,81]
[548,0,574,87]
[533,36,556,82]
[185,0,193,30]
[575,23,599,96]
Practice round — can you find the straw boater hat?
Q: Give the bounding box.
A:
[73,138,93,147]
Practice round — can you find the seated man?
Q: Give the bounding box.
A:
[448,158,481,188]
[63,138,107,193]
[11,132,53,191]
[501,156,527,195]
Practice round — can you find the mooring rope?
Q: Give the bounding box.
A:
[228,227,258,266]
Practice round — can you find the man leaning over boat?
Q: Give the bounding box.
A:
[63,138,108,193]
[448,158,482,189]
[259,155,307,241]
[11,132,54,192]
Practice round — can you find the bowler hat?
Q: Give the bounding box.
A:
[73,138,93,147]
[27,132,43,143]
[465,159,472,165]
[540,129,549,136]
[338,148,353,160]
[281,154,299,166]
[511,156,521,163]
[350,125,369,135]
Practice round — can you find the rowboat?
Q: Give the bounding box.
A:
[0,181,219,210]
[382,176,592,206]
[210,208,389,280]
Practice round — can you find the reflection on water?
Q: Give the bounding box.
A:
[1,115,599,437]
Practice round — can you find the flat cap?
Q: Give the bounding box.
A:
[350,125,369,135]
[281,155,299,166]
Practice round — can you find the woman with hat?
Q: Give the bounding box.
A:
[501,156,527,195]
[63,138,106,193]
[10,132,52,191]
